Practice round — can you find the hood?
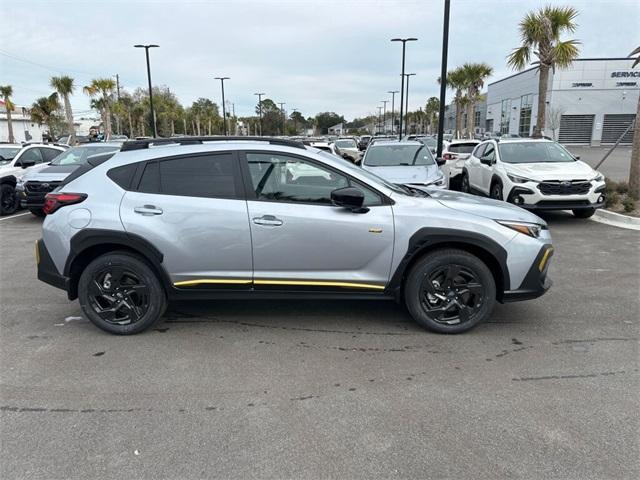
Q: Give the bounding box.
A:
[364,164,441,185]
[504,160,595,181]
[22,164,78,182]
[0,164,23,178]
[427,188,545,225]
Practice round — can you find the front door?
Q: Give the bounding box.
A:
[120,152,253,288]
[242,151,394,292]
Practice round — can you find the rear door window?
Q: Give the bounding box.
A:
[40,147,63,162]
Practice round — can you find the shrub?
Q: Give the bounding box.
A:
[605,192,619,208]
[622,196,636,213]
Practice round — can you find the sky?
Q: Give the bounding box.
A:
[1,0,639,121]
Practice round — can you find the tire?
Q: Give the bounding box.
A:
[572,208,595,218]
[490,181,503,201]
[460,173,471,194]
[29,208,46,217]
[78,252,167,335]
[0,184,19,216]
[404,249,496,334]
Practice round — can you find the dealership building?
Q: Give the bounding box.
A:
[484,58,638,145]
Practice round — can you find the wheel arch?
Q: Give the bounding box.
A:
[64,229,171,300]
[1,175,17,187]
[490,174,503,188]
[387,228,510,302]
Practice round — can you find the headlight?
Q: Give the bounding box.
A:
[507,173,534,184]
[591,172,604,182]
[427,173,446,187]
[15,177,24,187]
[496,220,544,238]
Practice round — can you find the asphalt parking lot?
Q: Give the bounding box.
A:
[0,211,638,479]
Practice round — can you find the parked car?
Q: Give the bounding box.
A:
[331,138,361,163]
[441,139,480,189]
[460,138,606,218]
[37,136,553,335]
[361,140,447,189]
[358,135,372,151]
[17,143,121,216]
[0,143,67,215]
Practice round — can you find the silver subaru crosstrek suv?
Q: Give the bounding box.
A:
[37,137,553,335]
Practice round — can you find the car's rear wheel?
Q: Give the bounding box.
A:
[78,252,166,334]
[572,208,595,218]
[0,184,19,216]
[29,208,45,217]
[404,249,496,334]
[460,173,471,194]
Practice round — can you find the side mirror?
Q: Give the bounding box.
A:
[573,155,580,160]
[436,157,446,166]
[331,186,367,213]
[480,157,493,166]
[20,159,36,168]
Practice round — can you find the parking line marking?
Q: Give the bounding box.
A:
[0,212,31,222]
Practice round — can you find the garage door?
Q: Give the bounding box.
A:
[559,114,595,145]
[601,114,635,144]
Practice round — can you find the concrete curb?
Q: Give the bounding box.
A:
[591,209,640,231]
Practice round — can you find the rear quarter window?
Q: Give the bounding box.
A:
[107,163,138,190]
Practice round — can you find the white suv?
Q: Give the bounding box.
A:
[460,138,606,218]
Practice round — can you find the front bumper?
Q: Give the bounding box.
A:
[501,244,554,302]
[506,182,606,211]
[36,239,70,293]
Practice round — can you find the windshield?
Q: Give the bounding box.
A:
[498,141,576,164]
[335,140,356,148]
[316,151,409,195]
[449,143,478,154]
[419,137,437,148]
[364,144,435,167]
[50,145,120,165]
[0,147,21,165]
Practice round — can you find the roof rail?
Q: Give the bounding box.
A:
[120,136,306,152]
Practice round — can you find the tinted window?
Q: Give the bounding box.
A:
[482,144,496,161]
[41,148,63,162]
[137,162,160,193]
[473,144,486,158]
[448,143,478,154]
[19,148,43,163]
[247,152,382,206]
[107,163,138,190]
[0,147,20,164]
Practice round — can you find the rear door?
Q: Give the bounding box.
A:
[241,150,394,292]
[478,143,496,193]
[466,143,485,189]
[119,152,253,289]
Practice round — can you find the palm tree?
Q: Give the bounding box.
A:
[83,78,116,139]
[30,94,61,138]
[424,97,440,134]
[507,5,580,138]
[460,63,493,138]
[0,85,15,143]
[50,76,75,144]
[440,68,468,139]
[628,46,640,200]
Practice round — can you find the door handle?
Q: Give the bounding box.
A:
[134,205,163,216]
[252,215,283,226]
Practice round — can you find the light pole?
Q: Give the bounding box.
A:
[387,90,399,135]
[404,73,416,134]
[377,106,383,134]
[278,102,286,135]
[214,76,230,136]
[391,37,417,140]
[292,108,298,134]
[437,0,451,157]
[380,100,388,133]
[134,44,159,137]
[254,93,265,135]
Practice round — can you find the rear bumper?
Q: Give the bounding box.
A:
[36,239,70,293]
[501,244,553,303]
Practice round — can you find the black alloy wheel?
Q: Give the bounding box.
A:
[0,184,19,215]
[88,267,150,325]
[491,182,503,201]
[460,174,470,193]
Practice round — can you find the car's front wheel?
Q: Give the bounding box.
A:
[460,173,471,194]
[490,182,503,201]
[78,252,167,334]
[0,184,19,216]
[404,249,496,334]
[572,208,596,218]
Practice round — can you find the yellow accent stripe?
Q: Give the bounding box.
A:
[35,240,40,265]
[254,279,386,290]
[174,279,252,286]
[173,278,386,290]
[538,247,554,272]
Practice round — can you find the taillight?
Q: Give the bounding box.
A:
[443,153,457,161]
[43,193,87,215]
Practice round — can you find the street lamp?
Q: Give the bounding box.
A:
[387,90,399,135]
[214,76,230,136]
[278,102,286,135]
[254,92,265,135]
[437,0,451,157]
[391,37,417,139]
[292,108,299,134]
[377,106,383,134]
[403,73,416,134]
[380,100,388,133]
[134,44,159,137]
